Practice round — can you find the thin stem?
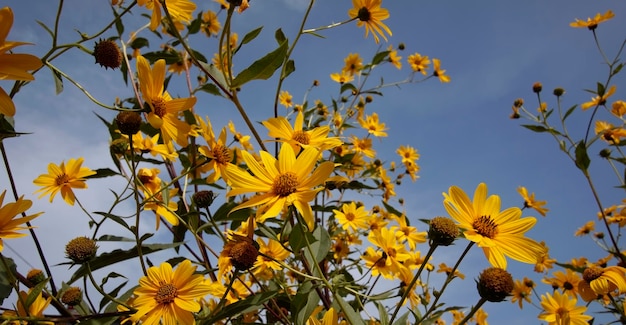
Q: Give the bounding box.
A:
[458,297,487,325]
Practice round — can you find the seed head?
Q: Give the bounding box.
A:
[26,269,46,285]
[192,190,215,209]
[428,216,459,246]
[553,87,565,97]
[227,235,259,270]
[61,287,83,306]
[65,237,98,264]
[116,111,142,135]
[532,82,543,93]
[477,267,514,302]
[94,39,122,70]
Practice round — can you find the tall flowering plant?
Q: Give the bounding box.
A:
[0,1,622,324]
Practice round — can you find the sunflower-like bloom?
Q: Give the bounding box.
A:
[517,186,549,217]
[581,85,616,110]
[358,112,388,137]
[129,260,210,325]
[538,291,592,325]
[197,116,233,183]
[542,268,581,298]
[137,0,196,31]
[330,71,354,84]
[253,237,290,278]
[578,264,626,302]
[0,191,42,252]
[136,55,196,146]
[348,0,392,44]
[432,58,450,83]
[262,111,343,154]
[367,227,411,276]
[0,7,43,116]
[342,53,363,76]
[443,183,546,269]
[407,53,430,75]
[570,10,614,30]
[595,120,626,144]
[33,157,96,206]
[3,289,52,324]
[225,145,334,230]
[333,201,370,232]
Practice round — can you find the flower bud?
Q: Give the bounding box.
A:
[26,269,46,285]
[192,190,215,209]
[553,87,565,97]
[227,235,259,270]
[532,82,542,93]
[61,287,83,306]
[477,267,514,302]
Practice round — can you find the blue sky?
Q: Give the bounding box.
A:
[2,0,626,323]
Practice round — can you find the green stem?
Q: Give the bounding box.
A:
[458,297,487,325]
[86,262,134,310]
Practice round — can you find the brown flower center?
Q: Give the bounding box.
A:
[472,215,498,238]
[152,97,167,117]
[292,130,310,145]
[357,7,371,22]
[345,212,356,221]
[155,282,178,304]
[212,144,232,165]
[56,173,70,186]
[583,266,604,282]
[272,172,298,197]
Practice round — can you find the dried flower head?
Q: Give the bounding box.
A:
[94,39,122,70]
[192,190,215,209]
[65,236,98,264]
[115,111,142,135]
[477,267,514,302]
[428,216,459,246]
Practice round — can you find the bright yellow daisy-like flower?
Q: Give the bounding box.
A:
[578,264,626,302]
[262,111,343,154]
[443,183,546,269]
[358,112,388,137]
[137,0,196,31]
[129,260,211,325]
[570,10,614,30]
[542,268,581,298]
[396,145,419,166]
[253,237,290,278]
[278,90,293,108]
[391,214,427,251]
[348,0,392,44]
[538,291,592,325]
[387,45,402,69]
[197,116,233,183]
[368,226,411,276]
[342,53,363,76]
[136,55,196,146]
[4,289,52,324]
[330,70,354,84]
[0,7,43,117]
[0,191,42,252]
[517,186,549,217]
[33,157,96,206]
[595,120,626,145]
[333,201,370,232]
[407,52,430,75]
[432,58,450,83]
[225,145,334,230]
[581,85,616,110]
[201,10,221,37]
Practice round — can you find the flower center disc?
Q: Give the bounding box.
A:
[292,131,310,145]
[583,266,604,282]
[357,7,371,21]
[152,97,167,117]
[212,144,231,164]
[472,215,498,238]
[272,172,298,197]
[55,173,70,186]
[155,283,178,304]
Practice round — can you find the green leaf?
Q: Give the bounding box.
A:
[392,312,409,325]
[231,40,288,88]
[596,82,606,96]
[562,104,577,121]
[0,256,16,304]
[241,26,264,46]
[36,20,54,39]
[187,13,202,34]
[50,66,63,94]
[97,235,136,242]
[575,140,590,171]
[86,168,119,179]
[275,28,287,44]
[282,59,295,80]
[67,242,182,284]
[200,290,278,324]
[130,37,149,49]
[372,50,391,65]
[197,61,228,93]
[341,82,358,94]
[289,222,316,252]
[293,281,320,325]
[377,301,389,325]
[25,279,50,310]
[333,293,365,325]
[93,212,131,231]
[194,83,222,96]
[613,63,624,76]
[521,124,551,133]
[304,226,331,265]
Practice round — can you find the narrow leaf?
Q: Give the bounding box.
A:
[241,26,263,45]
[575,140,590,171]
[231,41,288,88]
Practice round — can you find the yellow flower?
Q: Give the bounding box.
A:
[407,52,430,75]
[362,246,395,279]
[358,112,388,137]
[368,227,411,275]
[578,264,626,302]
[330,71,354,84]
[262,111,343,154]
[137,0,196,31]
[396,145,419,166]
[436,262,465,280]
[511,278,533,309]
[432,58,450,83]
[278,90,293,108]
[228,120,254,151]
[197,116,233,183]
[595,120,626,144]
[387,45,401,69]
[11,289,52,323]
[542,269,581,298]
[136,55,196,146]
[538,291,592,325]
[253,237,290,278]
[225,145,334,230]
[342,53,363,76]
[201,10,220,37]
[348,0,392,44]
[0,191,42,252]
[350,136,376,158]
[443,183,546,269]
[0,7,43,117]
[333,202,370,232]
[122,132,178,162]
[581,85,616,110]
[612,100,626,117]
[574,220,594,237]
[33,157,96,206]
[391,214,427,251]
[130,260,211,325]
[570,10,614,30]
[517,186,549,217]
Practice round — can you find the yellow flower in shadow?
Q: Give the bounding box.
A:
[570,10,614,30]
[137,0,196,31]
[0,7,43,116]
[0,190,42,252]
